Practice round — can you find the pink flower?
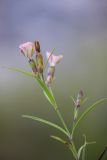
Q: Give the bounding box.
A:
[46,51,63,67]
[19,42,35,59]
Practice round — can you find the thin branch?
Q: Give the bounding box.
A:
[98,146,107,160]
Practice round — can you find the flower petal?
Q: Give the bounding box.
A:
[19,42,35,59]
[46,51,63,66]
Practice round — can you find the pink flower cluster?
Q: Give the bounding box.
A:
[19,41,63,85]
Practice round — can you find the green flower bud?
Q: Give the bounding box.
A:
[29,59,38,75]
[36,53,44,74]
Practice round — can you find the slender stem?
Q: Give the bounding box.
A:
[68,107,78,160]
[48,87,70,136]
[71,119,75,139]
[82,145,86,160]
[71,107,77,139]
[54,105,78,160]
[98,146,107,160]
[72,142,78,160]
[51,90,78,159]
[55,107,70,136]
[69,144,78,160]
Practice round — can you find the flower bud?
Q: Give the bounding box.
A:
[46,66,55,85]
[75,90,84,108]
[34,41,41,52]
[46,51,63,67]
[36,52,44,74]
[19,42,35,59]
[29,59,38,75]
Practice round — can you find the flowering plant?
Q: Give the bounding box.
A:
[5,41,107,160]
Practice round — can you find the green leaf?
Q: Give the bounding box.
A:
[70,96,75,105]
[78,144,86,159]
[78,135,87,159]
[72,98,107,136]
[35,78,57,109]
[81,97,88,105]
[48,87,56,103]
[50,135,68,145]
[22,115,68,136]
[43,90,54,106]
[78,135,96,159]
[2,66,57,108]
[2,66,35,77]
[51,136,79,158]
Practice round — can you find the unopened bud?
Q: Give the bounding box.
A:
[34,41,41,52]
[29,59,38,75]
[46,66,55,85]
[36,53,44,74]
[75,90,84,108]
[78,90,84,99]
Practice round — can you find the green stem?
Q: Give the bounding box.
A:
[49,88,70,136]
[54,105,78,160]
[55,107,70,136]
[68,107,78,160]
[69,145,78,160]
[71,119,75,139]
[72,142,78,160]
[54,104,78,160]
[49,90,78,159]
[82,144,86,160]
[71,107,77,139]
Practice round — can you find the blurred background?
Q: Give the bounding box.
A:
[0,0,107,159]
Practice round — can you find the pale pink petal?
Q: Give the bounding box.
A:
[46,51,63,66]
[53,55,63,64]
[19,42,35,59]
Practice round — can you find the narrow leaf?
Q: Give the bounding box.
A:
[43,90,54,106]
[50,135,68,145]
[2,66,57,108]
[22,115,68,136]
[78,144,86,159]
[78,135,87,159]
[78,135,96,159]
[51,135,78,160]
[35,78,57,108]
[70,96,75,105]
[82,97,88,105]
[49,87,56,103]
[72,98,107,135]
[2,66,35,77]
